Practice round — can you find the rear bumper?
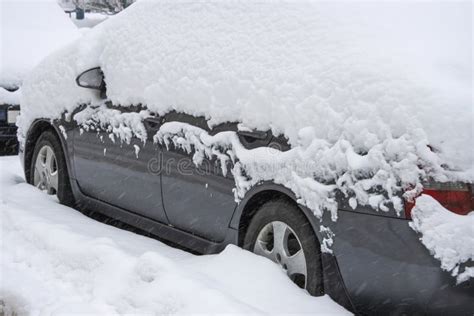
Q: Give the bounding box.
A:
[0,125,17,137]
[0,125,18,153]
[324,209,473,315]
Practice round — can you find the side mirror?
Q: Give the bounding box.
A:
[76,67,105,91]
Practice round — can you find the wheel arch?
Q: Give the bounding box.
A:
[230,182,323,246]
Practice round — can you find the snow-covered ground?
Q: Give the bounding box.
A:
[0,156,349,315]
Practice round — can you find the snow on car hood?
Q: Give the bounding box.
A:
[0,0,79,88]
[0,87,20,105]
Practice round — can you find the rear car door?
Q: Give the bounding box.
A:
[72,103,168,224]
[159,112,237,242]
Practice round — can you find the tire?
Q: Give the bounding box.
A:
[243,199,324,296]
[30,130,75,207]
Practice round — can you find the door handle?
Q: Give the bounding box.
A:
[237,130,271,149]
[237,130,269,140]
[144,117,162,131]
[144,117,163,141]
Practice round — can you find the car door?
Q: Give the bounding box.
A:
[72,103,168,224]
[159,112,238,242]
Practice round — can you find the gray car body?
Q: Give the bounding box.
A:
[20,104,473,315]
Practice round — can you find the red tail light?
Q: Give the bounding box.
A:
[405,182,473,219]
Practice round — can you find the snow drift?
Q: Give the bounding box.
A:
[0,156,348,315]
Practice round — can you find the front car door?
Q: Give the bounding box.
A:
[72,103,168,224]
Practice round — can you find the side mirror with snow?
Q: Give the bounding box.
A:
[76,67,106,98]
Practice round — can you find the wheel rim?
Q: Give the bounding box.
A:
[253,221,307,289]
[33,145,59,195]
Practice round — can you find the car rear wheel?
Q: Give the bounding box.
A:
[243,199,324,296]
[30,130,74,206]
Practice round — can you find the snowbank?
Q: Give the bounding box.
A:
[0,0,79,88]
[0,156,348,315]
[410,195,474,284]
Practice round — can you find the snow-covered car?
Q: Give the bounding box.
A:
[17,1,473,315]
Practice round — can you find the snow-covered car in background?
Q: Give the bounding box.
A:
[0,88,20,153]
[17,1,473,315]
[0,0,79,153]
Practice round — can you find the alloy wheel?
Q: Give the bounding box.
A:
[33,145,59,195]
[253,221,307,289]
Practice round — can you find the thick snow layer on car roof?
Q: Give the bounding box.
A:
[0,0,79,88]
[20,1,472,176]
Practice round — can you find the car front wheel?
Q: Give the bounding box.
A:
[30,130,74,206]
[243,199,324,296]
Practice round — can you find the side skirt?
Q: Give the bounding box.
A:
[73,182,238,254]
